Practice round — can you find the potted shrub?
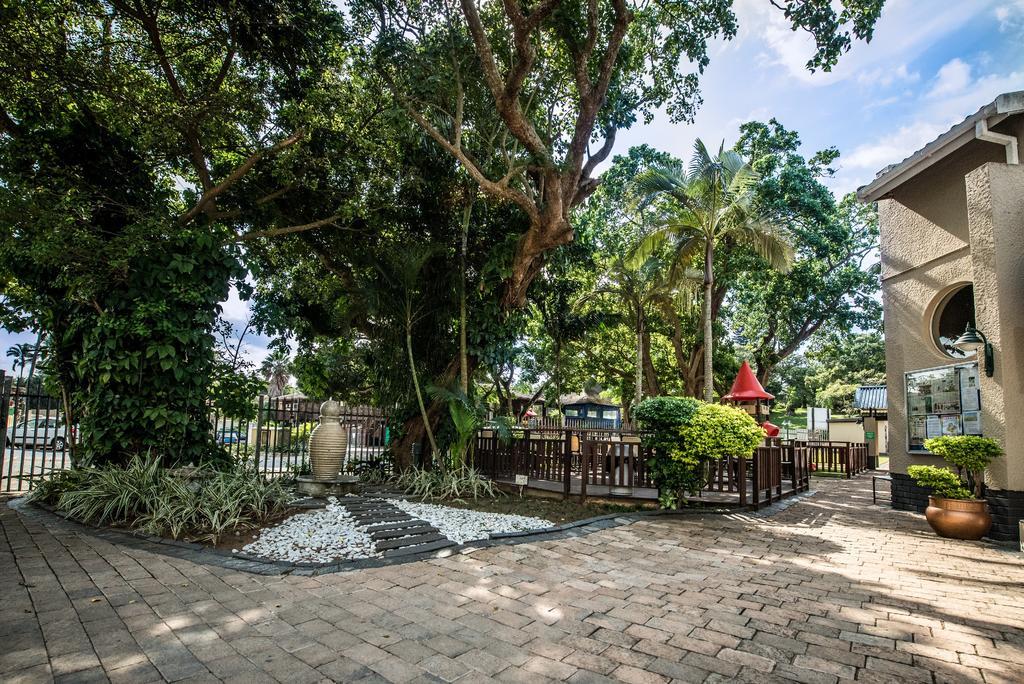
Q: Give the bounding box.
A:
[907,435,1002,540]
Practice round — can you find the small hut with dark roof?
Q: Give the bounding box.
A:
[559,391,622,429]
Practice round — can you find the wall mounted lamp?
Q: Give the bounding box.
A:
[954,323,994,377]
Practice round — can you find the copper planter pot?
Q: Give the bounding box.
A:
[924,496,992,540]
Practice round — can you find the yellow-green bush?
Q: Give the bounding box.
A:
[640,401,765,508]
[674,403,764,465]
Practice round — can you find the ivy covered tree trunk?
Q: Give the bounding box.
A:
[71,232,240,467]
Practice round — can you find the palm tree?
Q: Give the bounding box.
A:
[589,256,690,408]
[371,245,442,464]
[260,347,291,398]
[6,343,34,380]
[632,139,793,402]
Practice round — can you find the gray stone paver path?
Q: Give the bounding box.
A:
[2,475,1023,684]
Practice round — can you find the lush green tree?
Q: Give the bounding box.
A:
[519,240,605,408]
[633,140,793,402]
[353,0,881,312]
[732,120,880,385]
[0,0,347,465]
[804,331,886,412]
[589,256,690,408]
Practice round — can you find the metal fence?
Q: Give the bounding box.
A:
[0,370,394,493]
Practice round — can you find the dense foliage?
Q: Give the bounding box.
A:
[634,398,762,508]
[677,403,765,464]
[30,457,289,542]
[1,0,883,473]
[0,0,347,466]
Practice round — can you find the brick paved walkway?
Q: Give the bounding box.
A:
[2,475,1022,684]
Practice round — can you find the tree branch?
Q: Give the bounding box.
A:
[232,213,341,243]
[460,0,552,163]
[179,130,305,225]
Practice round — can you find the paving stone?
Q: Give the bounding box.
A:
[2,474,1023,684]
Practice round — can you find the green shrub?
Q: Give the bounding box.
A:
[676,403,765,462]
[922,435,1002,498]
[907,465,973,500]
[30,456,289,543]
[635,397,701,508]
[636,399,764,508]
[634,397,701,452]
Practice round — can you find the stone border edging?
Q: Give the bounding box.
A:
[7,495,753,576]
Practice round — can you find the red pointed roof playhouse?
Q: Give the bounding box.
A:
[723,360,774,401]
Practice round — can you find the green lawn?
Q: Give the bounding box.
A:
[769,408,807,431]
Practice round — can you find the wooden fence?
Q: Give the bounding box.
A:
[702,439,810,508]
[474,429,820,510]
[806,440,870,477]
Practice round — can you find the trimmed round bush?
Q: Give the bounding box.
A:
[906,465,973,500]
[920,435,1002,498]
[674,403,765,464]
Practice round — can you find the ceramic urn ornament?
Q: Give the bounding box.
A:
[309,399,348,481]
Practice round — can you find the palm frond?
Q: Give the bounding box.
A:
[632,163,690,207]
[665,237,705,287]
[625,226,673,268]
[731,221,795,273]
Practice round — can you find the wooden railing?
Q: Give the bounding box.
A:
[806,440,870,477]
[475,430,574,496]
[473,430,844,509]
[579,441,655,500]
[704,439,810,508]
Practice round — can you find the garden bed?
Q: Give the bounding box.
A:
[229,495,565,563]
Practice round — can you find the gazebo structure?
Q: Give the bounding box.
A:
[723,361,774,425]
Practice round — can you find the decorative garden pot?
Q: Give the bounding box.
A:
[309,399,348,481]
[924,496,992,540]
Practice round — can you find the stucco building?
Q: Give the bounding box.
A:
[858,91,1024,542]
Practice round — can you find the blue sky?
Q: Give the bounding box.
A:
[3,0,1023,371]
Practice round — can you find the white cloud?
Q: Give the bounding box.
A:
[856,64,919,89]
[835,67,1024,194]
[996,1,1024,35]
[735,0,994,88]
[219,282,252,323]
[928,58,971,99]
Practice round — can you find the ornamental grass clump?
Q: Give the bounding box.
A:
[30,456,289,543]
[393,465,501,502]
[908,435,1003,500]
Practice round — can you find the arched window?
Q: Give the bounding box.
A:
[932,284,976,358]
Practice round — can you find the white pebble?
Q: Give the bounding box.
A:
[391,500,553,544]
[242,502,381,563]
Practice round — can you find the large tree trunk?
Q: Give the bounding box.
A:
[702,241,715,402]
[642,328,661,398]
[635,313,643,408]
[391,356,467,470]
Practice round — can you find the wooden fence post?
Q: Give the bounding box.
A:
[738,456,748,508]
[563,429,572,499]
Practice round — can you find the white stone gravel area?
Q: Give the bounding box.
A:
[239,498,380,563]
[391,499,553,544]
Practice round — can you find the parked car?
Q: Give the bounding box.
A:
[5,417,71,451]
[217,428,247,445]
